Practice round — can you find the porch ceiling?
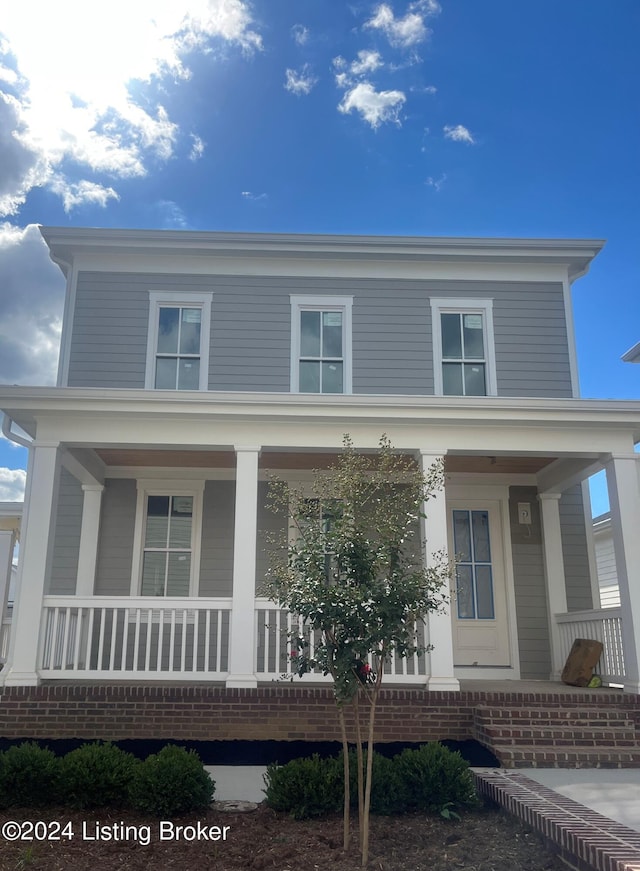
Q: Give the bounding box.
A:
[94,448,555,475]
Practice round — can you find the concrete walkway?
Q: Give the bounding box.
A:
[523,768,640,834]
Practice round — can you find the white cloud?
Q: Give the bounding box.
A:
[0,467,26,501]
[284,65,318,96]
[189,134,206,161]
[157,200,189,228]
[241,191,267,201]
[365,2,436,49]
[0,223,65,386]
[0,0,261,216]
[333,51,384,90]
[49,178,119,212]
[0,93,49,216]
[338,82,406,129]
[426,173,447,191]
[350,50,384,76]
[444,124,476,144]
[291,24,309,46]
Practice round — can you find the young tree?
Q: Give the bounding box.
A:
[264,435,452,866]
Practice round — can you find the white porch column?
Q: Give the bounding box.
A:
[226,445,261,688]
[604,454,640,693]
[75,484,104,596]
[538,492,568,681]
[420,451,459,692]
[3,442,60,686]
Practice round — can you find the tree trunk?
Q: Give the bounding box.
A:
[354,692,364,849]
[338,705,351,853]
[361,682,379,867]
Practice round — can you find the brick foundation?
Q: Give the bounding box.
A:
[0,686,637,752]
[0,685,476,742]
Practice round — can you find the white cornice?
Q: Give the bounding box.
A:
[39,226,605,282]
[1,386,640,437]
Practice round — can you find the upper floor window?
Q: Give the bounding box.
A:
[430,298,497,396]
[290,295,353,394]
[145,292,213,390]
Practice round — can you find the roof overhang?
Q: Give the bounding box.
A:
[1,386,639,444]
[39,226,605,282]
[622,341,640,363]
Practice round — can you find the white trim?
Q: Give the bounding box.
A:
[130,479,205,597]
[145,291,213,391]
[290,295,353,394]
[562,275,580,396]
[57,261,78,387]
[430,298,497,396]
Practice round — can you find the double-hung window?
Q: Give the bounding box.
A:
[290,296,353,394]
[131,481,204,597]
[145,292,213,390]
[430,298,497,396]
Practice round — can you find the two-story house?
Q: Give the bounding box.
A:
[1,228,639,723]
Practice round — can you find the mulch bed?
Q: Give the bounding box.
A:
[0,804,569,870]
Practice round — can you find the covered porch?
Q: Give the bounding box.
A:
[1,388,640,693]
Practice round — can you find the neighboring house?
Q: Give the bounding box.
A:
[593,512,620,609]
[1,229,640,697]
[0,502,21,663]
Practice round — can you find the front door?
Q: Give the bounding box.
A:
[447,501,511,667]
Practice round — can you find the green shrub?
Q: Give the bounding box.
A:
[60,742,139,809]
[265,743,478,820]
[0,742,61,808]
[394,743,478,815]
[347,750,406,816]
[129,745,214,816]
[263,754,344,819]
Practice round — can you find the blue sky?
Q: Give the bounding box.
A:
[0,0,638,514]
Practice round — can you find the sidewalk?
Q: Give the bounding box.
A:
[524,768,640,834]
[473,768,640,871]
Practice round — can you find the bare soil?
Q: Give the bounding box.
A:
[0,804,569,870]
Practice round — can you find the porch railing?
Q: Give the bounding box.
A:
[554,607,625,685]
[39,596,232,680]
[255,599,429,683]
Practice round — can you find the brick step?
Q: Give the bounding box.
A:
[474,705,635,726]
[477,725,637,744]
[491,744,640,769]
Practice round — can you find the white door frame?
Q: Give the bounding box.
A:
[446,482,521,680]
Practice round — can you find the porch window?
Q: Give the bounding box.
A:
[452,509,495,619]
[145,292,213,391]
[132,480,204,597]
[430,298,497,396]
[290,295,353,393]
[141,496,193,596]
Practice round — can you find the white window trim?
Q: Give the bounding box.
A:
[430,297,497,397]
[145,291,213,391]
[130,479,205,597]
[290,295,353,394]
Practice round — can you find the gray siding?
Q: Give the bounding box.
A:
[199,481,234,597]
[509,486,551,680]
[95,479,136,595]
[48,469,83,595]
[560,485,593,612]
[68,273,572,398]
